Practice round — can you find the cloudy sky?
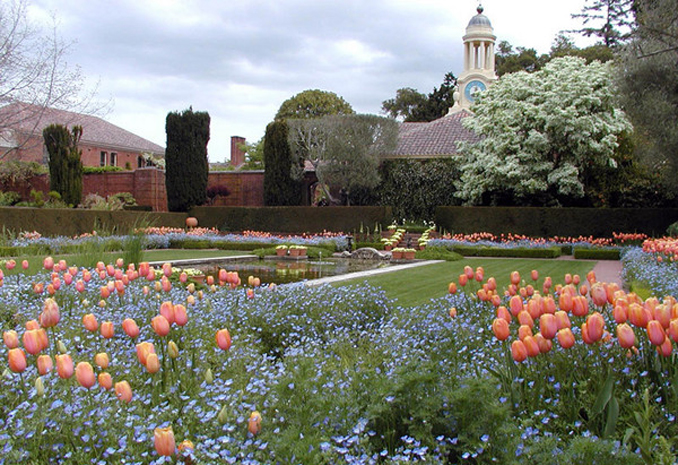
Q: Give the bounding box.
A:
[28,0,593,163]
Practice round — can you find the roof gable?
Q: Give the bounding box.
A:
[391,110,479,158]
[0,103,165,156]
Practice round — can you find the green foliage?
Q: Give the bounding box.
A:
[414,245,462,261]
[667,221,678,237]
[238,137,265,170]
[375,159,461,222]
[165,107,210,212]
[43,123,83,207]
[80,193,137,210]
[571,0,635,48]
[0,161,46,192]
[288,114,398,205]
[263,120,302,206]
[451,245,562,258]
[381,72,457,123]
[457,57,633,206]
[496,40,548,76]
[275,89,354,120]
[0,191,20,206]
[82,165,124,174]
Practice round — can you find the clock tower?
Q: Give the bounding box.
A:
[450,4,497,113]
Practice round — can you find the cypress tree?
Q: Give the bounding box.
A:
[165,107,210,212]
[263,120,301,206]
[43,124,83,206]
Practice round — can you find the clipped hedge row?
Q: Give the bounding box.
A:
[450,245,562,258]
[573,248,621,260]
[0,207,186,237]
[167,238,338,253]
[189,206,393,234]
[436,206,678,237]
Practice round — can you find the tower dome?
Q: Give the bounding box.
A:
[467,5,492,28]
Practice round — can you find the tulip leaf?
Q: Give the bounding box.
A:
[592,374,614,417]
[603,395,619,438]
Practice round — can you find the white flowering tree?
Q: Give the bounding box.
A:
[456,56,632,206]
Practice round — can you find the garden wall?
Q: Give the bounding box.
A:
[189,206,393,233]
[0,207,186,237]
[436,206,678,237]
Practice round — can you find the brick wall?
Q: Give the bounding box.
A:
[16,169,264,211]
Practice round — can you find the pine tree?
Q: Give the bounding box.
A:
[165,107,210,212]
[43,124,83,206]
[263,120,301,206]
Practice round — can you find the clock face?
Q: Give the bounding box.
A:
[464,80,487,103]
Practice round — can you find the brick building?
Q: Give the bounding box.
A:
[0,102,164,168]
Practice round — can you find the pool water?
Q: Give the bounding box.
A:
[192,258,391,285]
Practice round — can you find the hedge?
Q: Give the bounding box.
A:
[573,248,621,260]
[450,245,562,258]
[436,206,678,237]
[189,206,393,234]
[167,238,338,253]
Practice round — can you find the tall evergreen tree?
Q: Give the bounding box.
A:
[43,124,83,206]
[570,0,635,48]
[165,107,210,212]
[263,120,301,206]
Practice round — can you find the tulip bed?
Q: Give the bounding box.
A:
[0,237,677,463]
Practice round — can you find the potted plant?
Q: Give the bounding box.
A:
[276,245,288,257]
[289,245,307,257]
[391,247,405,260]
[403,248,417,260]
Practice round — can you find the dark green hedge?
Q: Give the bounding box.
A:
[0,207,186,237]
[450,245,562,258]
[189,206,393,234]
[167,238,338,253]
[436,207,678,237]
[573,248,621,260]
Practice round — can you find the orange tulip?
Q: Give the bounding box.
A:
[458,274,468,287]
[100,321,115,339]
[510,271,520,285]
[564,273,573,285]
[8,348,27,372]
[605,283,619,304]
[115,380,133,403]
[571,296,589,317]
[56,354,74,379]
[174,304,188,327]
[83,313,98,332]
[39,298,60,328]
[517,311,534,328]
[530,269,539,281]
[43,256,54,270]
[534,333,552,353]
[557,328,575,349]
[98,372,113,390]
[509,295,523,317]
[511,340,527,362]
[526,298,541,320]
[554,310,571,330]
[76,361,96,388]
[94,352,109,369]
[579,284,588,296]
[146,353,161,373]
[539,313,558,340]
[628,303,650,328]
[136,342,156,366]
[654,304,672,329]
[3,330,19,349]
[448,282,457,294]
[492,318,510,341]
[248,411,262,435]
[573,274,581,285]
[154,426,176,456]
[518,324,533,341]
[613,305,628,324]
[496,306,511,323]
[37,354,53,375]
[581,323,594,344]
[543,296,556,314]
[657,337,673,357]
[586,270,596,284]
[152,315,171,337]
[216,328,231,351]
[159,301,175,325]
[449,307,457,318]
[523,335,540,357]
[25,319,40,330]
[647,320,667,346]
[669,319,678,343]
[122,318,140,338]
[586,312,605,342]
[558,292,573,313]
[486,277,497,291]
[23,329,42,355]
[616,323,635,349]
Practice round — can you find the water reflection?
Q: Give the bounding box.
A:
[193,258,390,285]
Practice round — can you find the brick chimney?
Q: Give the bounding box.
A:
[230,136,246,167]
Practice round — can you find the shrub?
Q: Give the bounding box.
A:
[667,221,678,237]
[451,245,562,258]
[415,245,463,261]
[0,191,21,206]
[83,165,124,174]
[206,185,230,205]
[574,248,620,260]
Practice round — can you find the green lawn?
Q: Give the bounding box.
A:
[3,249,250,276]
[335,258,597,307]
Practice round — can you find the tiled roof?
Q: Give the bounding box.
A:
[0,103,165,156]
[391,110,479,158]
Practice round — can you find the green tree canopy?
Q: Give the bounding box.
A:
[263,121,301,206]
[456,56,632,206]
[43,124,83,207]
[288,114,398,205]
[381,72,457,122]
[275,89,354,121]
[165,107,210,212]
